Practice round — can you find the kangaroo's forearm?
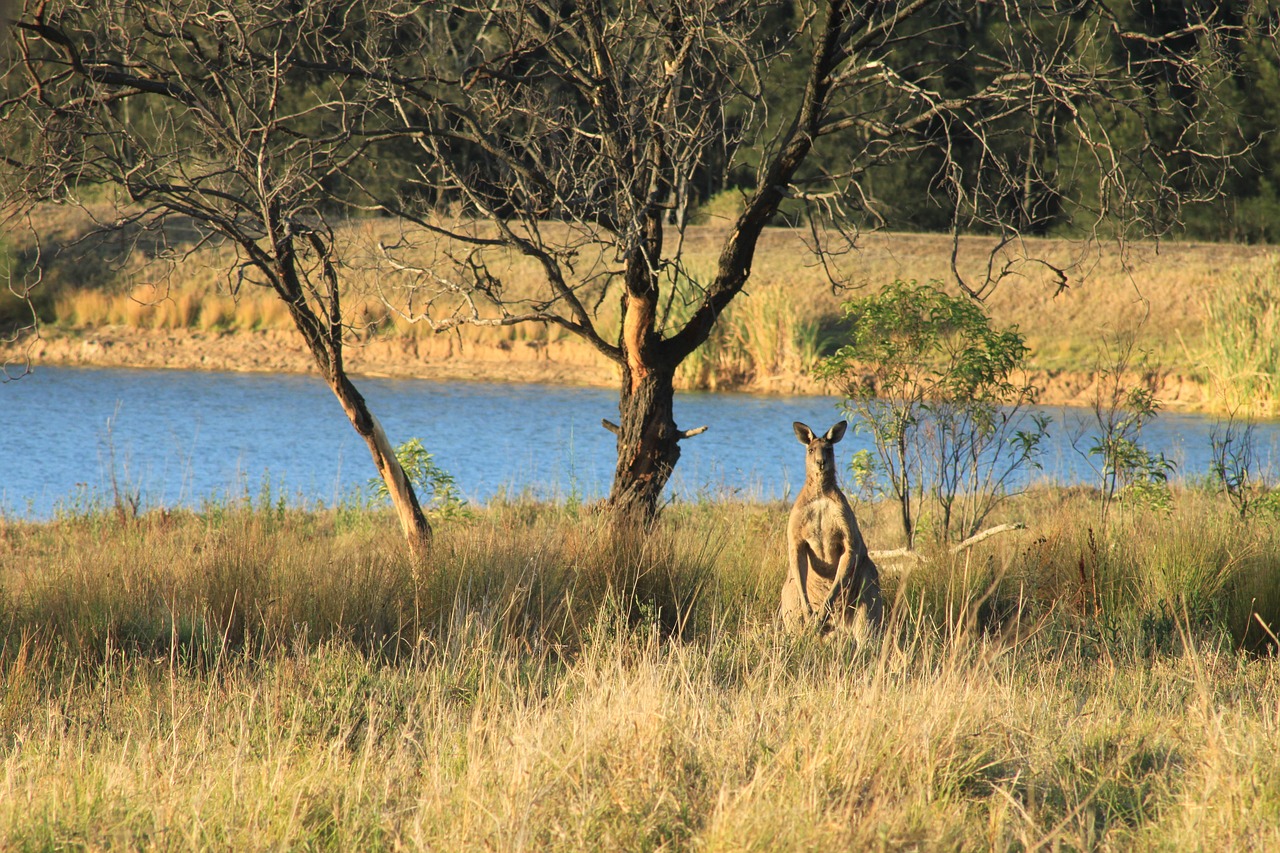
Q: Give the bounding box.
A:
[823,551,854,612]
[788,542,814,616]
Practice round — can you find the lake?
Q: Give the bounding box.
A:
[3,366,1278,518]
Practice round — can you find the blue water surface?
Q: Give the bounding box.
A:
[2,366,1278,518]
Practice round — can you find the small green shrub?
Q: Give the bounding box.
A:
[817,279,1046,547]
[1075,331,1173,524]
[368,438,470,520]
[689,188,747,225]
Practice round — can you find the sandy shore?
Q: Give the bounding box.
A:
[2,325,1212,411]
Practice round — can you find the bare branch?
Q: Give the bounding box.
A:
[4,0,1245,519]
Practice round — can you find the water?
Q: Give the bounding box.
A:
[3,366,1279,518]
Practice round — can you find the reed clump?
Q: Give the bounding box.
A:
[1197,255,1280,415]
[2,490,1279,848]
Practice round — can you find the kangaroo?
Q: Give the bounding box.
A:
[780,421,883,633]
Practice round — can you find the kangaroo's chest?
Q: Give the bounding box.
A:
[796,496,851,569]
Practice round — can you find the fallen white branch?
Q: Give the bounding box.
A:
[868,547,924,563]
[951,522,1026,554]
[869,523,1027,564]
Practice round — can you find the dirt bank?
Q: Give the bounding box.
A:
[2,325,1213,411]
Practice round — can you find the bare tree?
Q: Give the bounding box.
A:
[0,0,433,551]
[4,1,1241,525]
[339,0,1239,520]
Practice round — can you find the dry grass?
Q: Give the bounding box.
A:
[2,490,1279,849]
[9,204,1280,397]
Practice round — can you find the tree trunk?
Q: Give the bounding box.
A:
[274,249,432,556]
[330,373,433,555]
[897,428,914,550]
[606,363,681,522]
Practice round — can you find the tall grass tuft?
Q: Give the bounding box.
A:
[1199,255,1280,414]
[674,283,826,390]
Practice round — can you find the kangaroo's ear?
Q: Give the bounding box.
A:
[825,421,848,443]
[793,422,816,444]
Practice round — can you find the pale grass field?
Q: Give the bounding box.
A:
[11,204,1280,401]
[3,491,1280,849]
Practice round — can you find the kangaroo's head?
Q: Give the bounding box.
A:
[793,420,847,487]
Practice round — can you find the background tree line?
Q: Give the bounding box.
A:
[300,0,1280,245]
[6,2,1274,241]
[310,0,1280,245]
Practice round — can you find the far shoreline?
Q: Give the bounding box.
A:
[4,324,1220,414]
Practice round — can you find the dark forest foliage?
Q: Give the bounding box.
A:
[3,1,1275,242]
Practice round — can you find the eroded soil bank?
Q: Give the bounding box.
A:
[3,325,1212,411]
